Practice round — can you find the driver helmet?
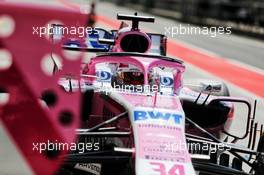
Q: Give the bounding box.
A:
[115,64,144,86]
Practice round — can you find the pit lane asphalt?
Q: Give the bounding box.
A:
[0,0,263,174]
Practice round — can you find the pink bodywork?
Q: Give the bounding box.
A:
[85,53,195,174]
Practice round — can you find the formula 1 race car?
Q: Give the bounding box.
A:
[44,13,264,175]
[1,1,263,174]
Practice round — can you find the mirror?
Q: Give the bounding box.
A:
[209,98,251,140]
[85,27,112,51]
[148,33,167,56]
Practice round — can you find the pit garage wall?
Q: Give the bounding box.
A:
[105,0,264,38]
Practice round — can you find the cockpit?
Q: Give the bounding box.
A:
[83,53,185,95]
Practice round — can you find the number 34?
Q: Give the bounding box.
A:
[150,162,185,175]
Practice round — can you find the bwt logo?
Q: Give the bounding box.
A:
[134,110,182,124]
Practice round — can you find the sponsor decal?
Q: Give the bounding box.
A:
[74,163,101,175]
[134,110,182,124]
[160,77,174,87]
[96,70,112,81]
[137,124,189,163]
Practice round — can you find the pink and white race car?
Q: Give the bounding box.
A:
[3,2,263,175]
[56,14,263,175]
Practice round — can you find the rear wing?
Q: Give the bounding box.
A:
[117,13,155,30]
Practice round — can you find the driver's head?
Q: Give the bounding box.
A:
[115,64,144,85]
[121,71,144,85]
